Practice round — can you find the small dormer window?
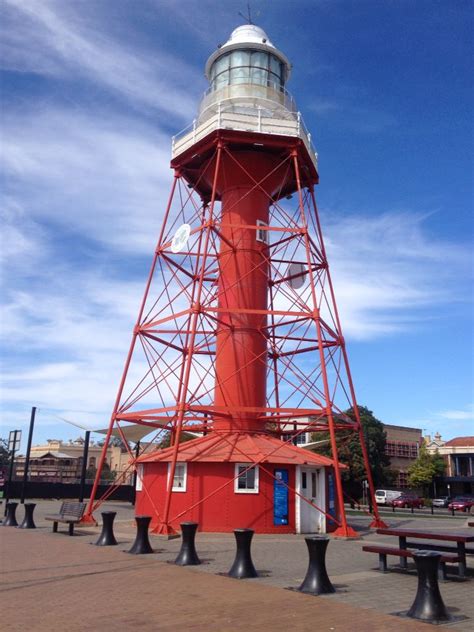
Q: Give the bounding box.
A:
[256,219,268,243]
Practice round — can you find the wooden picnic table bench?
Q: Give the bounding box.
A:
[376,528,474,578]
[362,544,460,579]
[45,501,86,536]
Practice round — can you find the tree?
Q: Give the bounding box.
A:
[157,431,197,449]
[310,406,395,500]
[86,466,116,481]
[407,444,445,495]
[0,438,10,468]
[97,437,126,449]
[431,449,446,478]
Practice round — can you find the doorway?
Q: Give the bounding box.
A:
[296,466,326,533]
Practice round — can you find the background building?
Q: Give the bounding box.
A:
[284,418,423,490]
[14,438,133,484]
[383,424,422,488]
[425,434,474,495]
[15,449,79,483]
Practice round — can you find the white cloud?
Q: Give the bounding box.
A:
[409,405,474,441]
[1,0,201,120]
[1,106,172,254]
[322,210,471,339]
[436,406,474,422]
[0,198,49,273]
[0,269,144,432]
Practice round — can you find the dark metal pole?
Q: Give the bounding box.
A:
[78,431,90,503]
[20,407,37,504]
[4,430,19,516]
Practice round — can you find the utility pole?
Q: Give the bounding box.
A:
[4,429,21,515]
[20,406,37,503]
[78,430,91,503]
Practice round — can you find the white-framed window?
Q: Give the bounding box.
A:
[256,219,268,243]
[168,462,187,492]
[136,464,143,491]
[295,432,310,445]
[234,463,259,494]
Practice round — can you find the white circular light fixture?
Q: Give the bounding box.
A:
[171,224,191,253]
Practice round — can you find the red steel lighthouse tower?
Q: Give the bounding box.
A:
[85,23,386,537]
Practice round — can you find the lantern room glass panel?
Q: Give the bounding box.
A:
[210,48,285,92]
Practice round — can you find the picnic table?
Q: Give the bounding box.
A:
[377,527,474,578]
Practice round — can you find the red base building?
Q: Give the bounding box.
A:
[136,432,339,534]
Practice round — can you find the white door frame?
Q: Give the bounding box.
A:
[295,465,326,533]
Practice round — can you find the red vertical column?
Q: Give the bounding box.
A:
[213,184,269,432]
[212,150,290,433]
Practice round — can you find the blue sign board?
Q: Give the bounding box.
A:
[327,471,337,526]
[273,468,289,525]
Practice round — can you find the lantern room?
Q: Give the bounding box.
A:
[199,24,295,125]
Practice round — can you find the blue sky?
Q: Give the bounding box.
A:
[1,0,473,450]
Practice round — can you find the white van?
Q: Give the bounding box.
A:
[375,489,402,505]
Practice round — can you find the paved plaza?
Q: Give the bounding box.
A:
[1,500,472,631]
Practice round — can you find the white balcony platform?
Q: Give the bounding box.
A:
[172,101,318,171]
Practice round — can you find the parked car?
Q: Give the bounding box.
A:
[447,496,474,512]
[391,493,425,509]
[432,496,453,508]
[375,489,402,505]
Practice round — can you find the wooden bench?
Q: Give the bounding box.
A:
[362,545,460,580]
[45,501,86,535]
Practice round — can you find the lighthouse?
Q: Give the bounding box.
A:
[85,23,385,537]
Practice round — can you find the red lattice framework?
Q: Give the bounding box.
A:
[84,136,386,536]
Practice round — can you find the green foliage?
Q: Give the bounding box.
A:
[97,436,126,449]
[407,444,445,492]
[157,431,197,449]
[0,438,10,468]
[86,466,116,481]
[311,406,394,492]
[431,449,446,477]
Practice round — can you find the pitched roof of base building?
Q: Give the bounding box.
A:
[137,431,337,467]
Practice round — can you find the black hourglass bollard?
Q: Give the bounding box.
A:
[175,522,201,566]
[19,503,36,529]
[3,502,19,527]
[94,511,117,546]
[127,515,154,554]
[228,528,258,579]
[406,551,451,624]
[298,535,335,595]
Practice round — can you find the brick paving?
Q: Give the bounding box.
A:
[1,500,472,631]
